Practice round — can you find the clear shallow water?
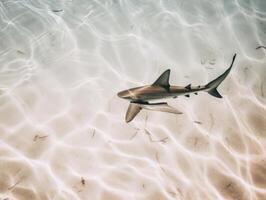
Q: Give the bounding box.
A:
[0,0,266,199]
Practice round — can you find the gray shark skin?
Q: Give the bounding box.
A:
[118,54,237,123]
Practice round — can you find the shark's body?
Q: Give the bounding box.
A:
[118,54,236,122]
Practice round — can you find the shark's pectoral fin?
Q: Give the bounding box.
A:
[136,102,183,115]
[125,103,142,123]
[125,102,182,123]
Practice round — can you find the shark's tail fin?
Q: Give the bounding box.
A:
[205,54,236,98]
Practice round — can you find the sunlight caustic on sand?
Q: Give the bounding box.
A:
[0,0,265,200]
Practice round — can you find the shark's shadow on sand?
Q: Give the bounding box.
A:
[118,54,237,123]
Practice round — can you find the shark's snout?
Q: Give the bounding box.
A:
[117,90,131,99]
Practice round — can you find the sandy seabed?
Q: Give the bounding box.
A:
[0,0,266,200]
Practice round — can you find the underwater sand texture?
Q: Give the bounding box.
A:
[0,0,266,200]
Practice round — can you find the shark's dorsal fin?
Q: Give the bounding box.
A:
[152,69,170,88]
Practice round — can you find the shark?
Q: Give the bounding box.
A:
[117,54,236,123]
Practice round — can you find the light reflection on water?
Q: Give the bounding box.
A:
[0,0,265,200]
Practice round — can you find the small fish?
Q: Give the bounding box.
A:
[81,177,85,186]
[17,50,25,54]
[193,121,202,125]
[52,9,63,12]
[256,45,266,50]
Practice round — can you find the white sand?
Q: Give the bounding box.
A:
[0,0,266,200]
